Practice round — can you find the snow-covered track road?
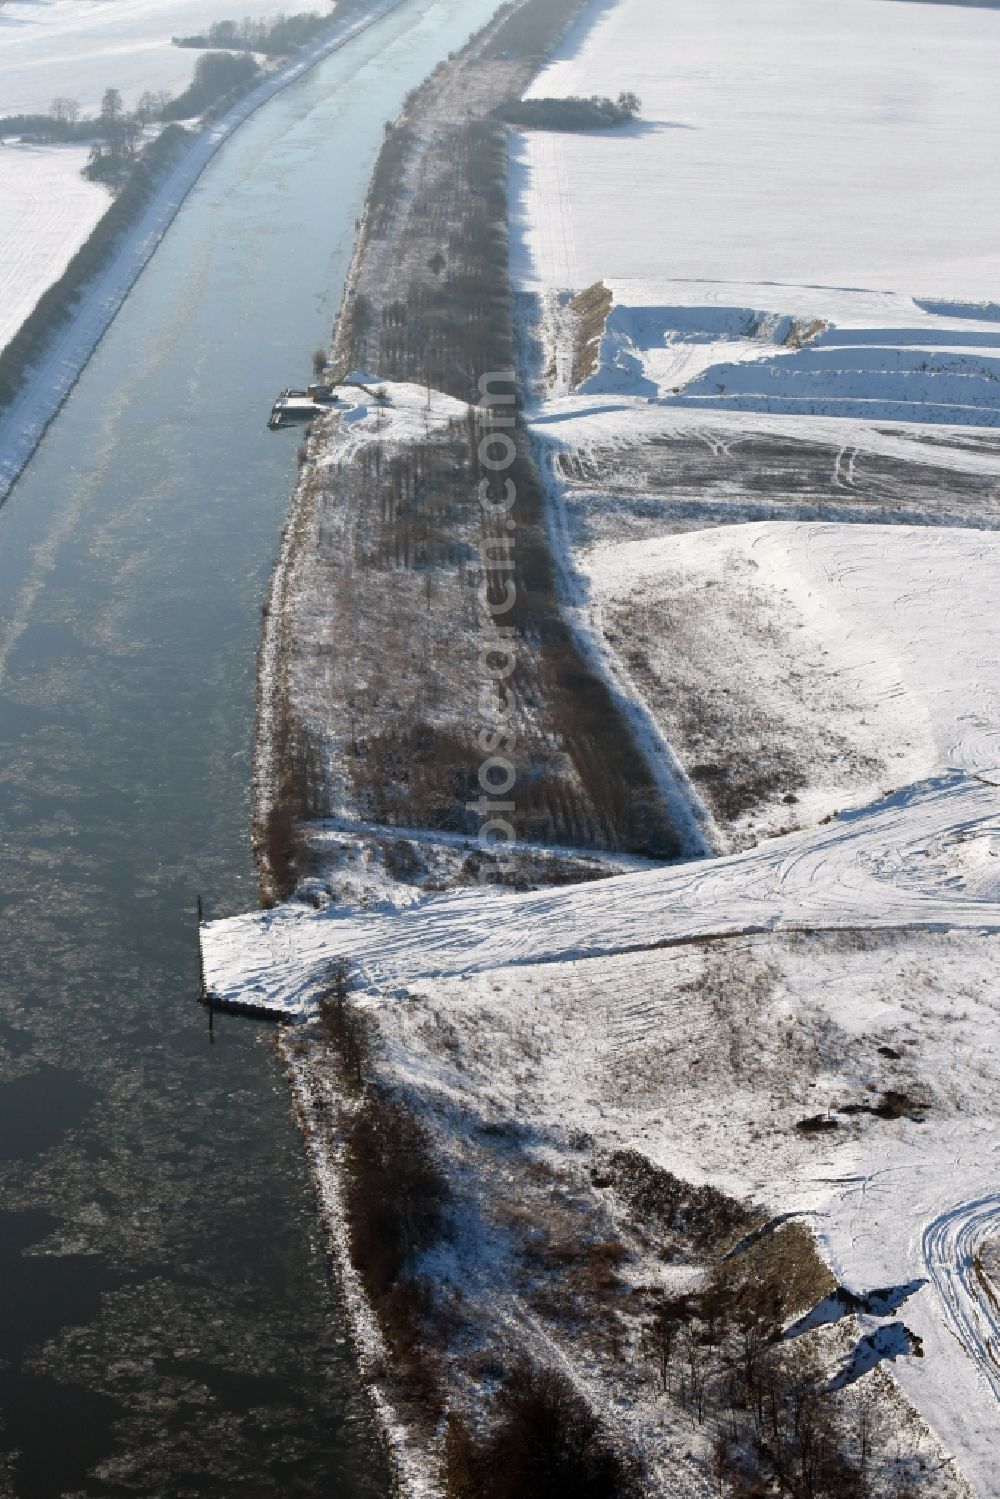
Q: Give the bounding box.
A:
[921,1194,1000,1404]
[203,772,1000,1016]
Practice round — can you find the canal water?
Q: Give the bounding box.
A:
[0,0,501,1492]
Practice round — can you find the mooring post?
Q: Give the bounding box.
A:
[196,894,207,1001]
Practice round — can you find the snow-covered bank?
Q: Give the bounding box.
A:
[279,1043,434,1496]
[0,145,109,354]
[562,295,1000,427]
[0,0,413,508]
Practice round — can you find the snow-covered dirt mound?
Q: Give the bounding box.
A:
[570,294,1000,427]
[577,303,801,399]
[663,329,1000,427]
[582,522,1000,841]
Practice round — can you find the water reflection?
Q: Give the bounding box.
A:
[0,0,502,1488]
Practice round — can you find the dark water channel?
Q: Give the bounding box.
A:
[0,1,500,1490]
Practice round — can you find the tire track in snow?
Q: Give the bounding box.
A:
[921,1193,1000,1403]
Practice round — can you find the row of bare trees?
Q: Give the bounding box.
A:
[637,1286,922,1498]
[48,88,171,129]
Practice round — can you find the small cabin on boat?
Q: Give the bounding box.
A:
[268,383,340,430]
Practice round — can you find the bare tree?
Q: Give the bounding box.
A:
[135,91,161,127]
[100,87,124,125]
[88,87,141,181]
[641,1297,689,1393]
[50,96,81,124]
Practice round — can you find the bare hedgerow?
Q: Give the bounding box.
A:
[706,1219,836,1326]
[480,0,588,60]
[342,1085,450,1381]
[626,1208,941,1499]
[640,1295,694,1394]
[259,713,326,903]
[380,836,426,882]
[316,958,369,1088]
[600,1148,763,1258]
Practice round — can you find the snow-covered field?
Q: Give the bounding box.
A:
[510,0,1000,425]
[513,0,1000,301]
[202,0,1000,1488]
[0,144,109,353]
[0,0,283,116]
[530,397,1000,484]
